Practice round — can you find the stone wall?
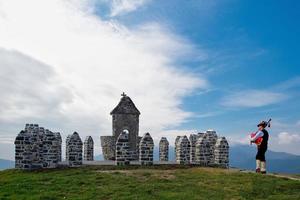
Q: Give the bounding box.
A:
[84,136,94,161]
[15,130,34,169]
[176,136,190,165]
[115,130,130,165]
[100,136,115,160]
[14,124,62,170]
[139,133,154,165]
[195,136,210,166]
[43,129,62,168]
[67,132,83,167]
[214,137,229,168]
[159,137,169,161]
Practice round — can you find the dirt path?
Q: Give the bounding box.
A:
[234,168,300,181]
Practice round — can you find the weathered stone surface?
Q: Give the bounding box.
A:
[65,134,71,161]
[54,132,62,162]
[115,130,130,165]
[67,132,83,167]
[214,137,229,168]
[136,136,142,159]
[139,132,154,165]
[195,136,210,166]
[204,130,218,165]
[101,93,140,161]
[176,136,190,165]
[174,136,181,160]
[84,136,94,161]
[189,134,202,164]
[100,136,115,160]
[14,124,62,170]
[159,137,169,161]
[43,129,61,168]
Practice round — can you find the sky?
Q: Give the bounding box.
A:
[0,0,299,160]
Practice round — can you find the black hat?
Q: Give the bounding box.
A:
[257,121,267,127]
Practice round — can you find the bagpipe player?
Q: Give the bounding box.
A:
[250,120,270,174]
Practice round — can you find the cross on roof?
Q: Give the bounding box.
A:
[121,92,127,97]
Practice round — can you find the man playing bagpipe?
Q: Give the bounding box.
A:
[250,119,271,174]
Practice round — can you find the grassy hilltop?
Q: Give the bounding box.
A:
[0,165,299,200]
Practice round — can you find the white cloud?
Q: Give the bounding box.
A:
[110,0,150,17]
[0,0,207,159]
[277,132,300,145]
[221,90,286,108]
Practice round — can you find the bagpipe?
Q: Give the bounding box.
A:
[250,118,271,146]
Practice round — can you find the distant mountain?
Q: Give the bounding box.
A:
[0,159,14,170]
[229,144,300,174]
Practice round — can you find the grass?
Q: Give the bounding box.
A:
[0,165,299,200]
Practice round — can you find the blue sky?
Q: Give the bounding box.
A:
[96,0,300,152]
[0,0,299,160]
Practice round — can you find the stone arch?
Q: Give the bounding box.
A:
[139,132,154,165]
[115,130,130,165]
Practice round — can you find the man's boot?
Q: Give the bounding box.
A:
[256,160,261,173]
[261,161,266,174]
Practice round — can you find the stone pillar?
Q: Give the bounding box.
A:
[139,132,154,165]
[204,130,218,165]
[174,136,181,161]
[43,129,60,168]
[159,137,169,161]
[115,130,130,165]
[176,135,190,165]
[189,134,201,164]
[67,132,83,167]
[84,136,94,161]
[195,136,210,166]
[214,137,229,168]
